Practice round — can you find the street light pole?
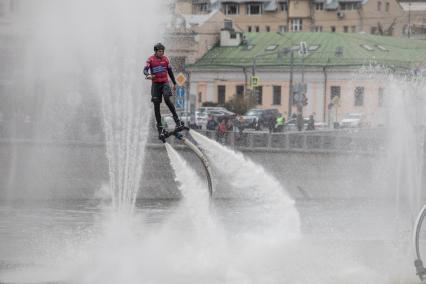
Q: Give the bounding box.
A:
[408,0,412,39]
[252,56,257,76]
[287,50,294,118]
[251,56,258,104]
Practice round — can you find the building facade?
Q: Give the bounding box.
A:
[185,0,421,38]
[187,30,426,125]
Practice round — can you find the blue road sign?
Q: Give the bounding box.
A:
[176,86,185,97]
[176,98,184,109]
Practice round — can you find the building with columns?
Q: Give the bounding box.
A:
[187,29,426,125]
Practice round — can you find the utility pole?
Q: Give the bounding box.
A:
[251,56,258,104]
[287,50,294,118]
[296,42,308,131]
[408,0,412,39]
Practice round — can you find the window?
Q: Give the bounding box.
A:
[351,25,356,32]
[218,85,226,104]
[279,2,288,11]
[273,86,282,105]
[266,26,270,32]
[198,3,209,13]
[170,56,186,73]
[377,1,382,11]
[385,2,389,12]
[376,44,388,51]
[314,26,323,32]
[361,44,374,51]
[354,87,364,106]
[343,26,349,33]
[265,44,278,51]
[291,18,303,31]
[225,3,239,15]
[308,44,320,51]
[331,26,336,32]
[255,26,260,32]
[248,26,252,32]
[254,86,263,105]
[378,87,384,107]
[315,3,324,10]
[247,3,262,15]
[198,92,202,103]
[236,85,244,97]
[330,86,341,101]
[278,25,288,33]
[341,2,358,10]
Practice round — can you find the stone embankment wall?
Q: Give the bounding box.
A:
[0,128,417,200]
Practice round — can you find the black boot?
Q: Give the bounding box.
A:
[157,125,168,143]
[175,119,185,132]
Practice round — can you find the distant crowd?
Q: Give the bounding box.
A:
[191,112,316,144]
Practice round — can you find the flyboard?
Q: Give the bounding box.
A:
[162,126,213,199]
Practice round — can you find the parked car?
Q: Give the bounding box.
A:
[205,109,235,121]
[284,117,309,131]
[163,112,197,129]
[196,107,235,128]
[241,108,280,130]
[195,110,207,129]
[283,117,325,131]
[339,113,366,128]
[197,106,233,115]
[179,112,198,129]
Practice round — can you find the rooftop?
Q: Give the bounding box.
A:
[189,32,426,69]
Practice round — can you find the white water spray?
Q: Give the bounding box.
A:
[190,130,301,238]
[15,0,167,210]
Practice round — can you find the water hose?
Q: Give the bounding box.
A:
[174,131,213,199]
[414,203,426,280]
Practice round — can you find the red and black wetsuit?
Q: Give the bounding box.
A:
[144,55,176,85]
[143,54,179,127]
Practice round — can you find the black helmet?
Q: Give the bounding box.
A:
[154,43,165,51]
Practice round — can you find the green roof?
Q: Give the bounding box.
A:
[190,32,426,69]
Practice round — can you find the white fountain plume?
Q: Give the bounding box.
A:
[14,0,168,210]
[190,130,301,239]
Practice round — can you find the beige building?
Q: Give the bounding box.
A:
[166,1,227,68]
[180,0,420,37]
[400,1,426,39]
[187,30,426,125]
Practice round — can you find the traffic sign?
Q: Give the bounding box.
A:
[175,98,184,109]
[250,76,259,88]
[176,72,186,86]
[299,41,308,56]
[176,86,185,97]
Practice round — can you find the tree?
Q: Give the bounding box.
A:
[377,18,396,36]
[201,101,218,107]
[224,93,256,115]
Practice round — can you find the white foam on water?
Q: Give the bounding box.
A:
[190,130,301,239]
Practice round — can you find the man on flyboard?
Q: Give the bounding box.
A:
[143,43,185,142]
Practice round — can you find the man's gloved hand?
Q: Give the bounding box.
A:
[146,74,156,80]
